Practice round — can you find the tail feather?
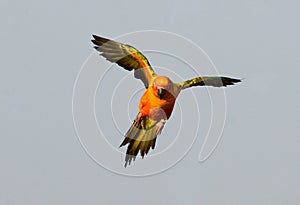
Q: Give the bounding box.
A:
[120,115,158,167]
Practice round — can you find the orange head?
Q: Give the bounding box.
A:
[151,76,172,100]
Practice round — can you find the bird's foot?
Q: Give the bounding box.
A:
[156,119,167,135]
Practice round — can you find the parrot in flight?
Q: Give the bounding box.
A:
[91,35,241,167]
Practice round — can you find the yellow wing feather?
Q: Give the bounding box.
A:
[119,114,158,167]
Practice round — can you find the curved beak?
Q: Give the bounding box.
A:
[158,88,166,100]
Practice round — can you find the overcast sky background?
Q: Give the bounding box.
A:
[1,0,300,204]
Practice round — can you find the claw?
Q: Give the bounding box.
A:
[156,119,166,135]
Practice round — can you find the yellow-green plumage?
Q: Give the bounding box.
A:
[120,115,158,167]
[178,76,241,89]
[91,34,241,167]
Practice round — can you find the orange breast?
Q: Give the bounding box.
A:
[139,88,176,120]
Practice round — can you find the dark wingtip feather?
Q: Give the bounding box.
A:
[92,34,102,41]
[91,39,100,46]
[93,46,99,50]
[231,78,242,83]
[91,34,110,44]
[221,77,241,86]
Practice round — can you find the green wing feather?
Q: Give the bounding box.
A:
[91,35,157,88]
[178,76,241,89]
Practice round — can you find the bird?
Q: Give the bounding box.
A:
[91,34,241,167]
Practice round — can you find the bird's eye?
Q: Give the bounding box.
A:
[157,88,166,100]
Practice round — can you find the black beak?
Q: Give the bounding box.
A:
[158,88,166,100]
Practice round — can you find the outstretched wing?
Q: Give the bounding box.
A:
[92,35,157,88]
[178,76,241,89]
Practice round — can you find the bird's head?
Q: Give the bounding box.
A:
[152,76,172,100]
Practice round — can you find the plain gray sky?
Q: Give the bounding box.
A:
[1,0,300,204]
